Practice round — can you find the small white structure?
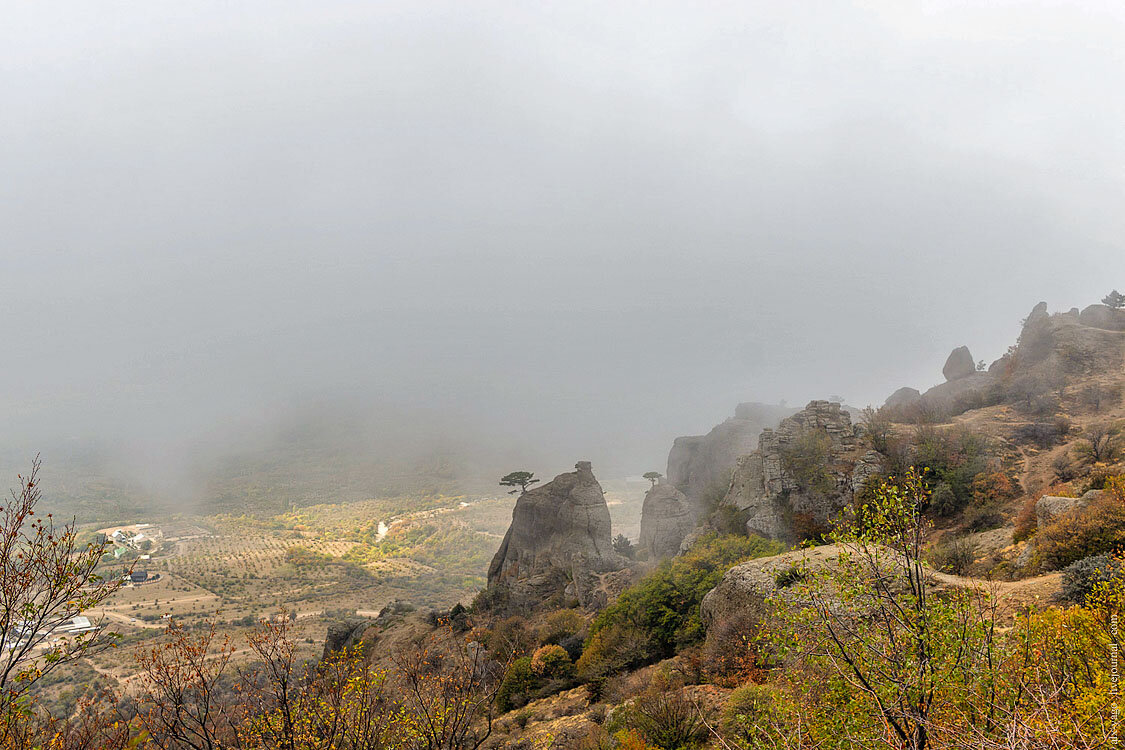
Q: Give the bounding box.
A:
[54,616,97,635]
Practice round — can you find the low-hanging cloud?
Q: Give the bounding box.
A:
[2,1,1123,496]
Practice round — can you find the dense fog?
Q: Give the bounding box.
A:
[3,2,1124,498]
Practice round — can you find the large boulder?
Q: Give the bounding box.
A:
[638,480,694,560]
[486,461,620,610]
[943,346,977,381]
[666,402,797,518]
[701,547,833,630]
[1035,489,1102,529]
[914,300,1124,418]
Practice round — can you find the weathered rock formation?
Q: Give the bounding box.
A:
[884,386,921,408]
[322,599,413,658]
[323,618,373,658]
[943,346,977,381]
[638,480,694,560]
[486,461,620,610]
[666,402,797,518]
[914,372,997,414]
[701,546,849,631]
[1035,489,1103,529]
[723,401,879,540]
[1079,303,1125,331]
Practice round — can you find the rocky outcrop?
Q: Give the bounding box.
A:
[916,372,997,413]
[1079,304,1125,331]
[723,401,877,540]
[884,386,921,408]
[638,480,694,560]
[1035,489,1102,528]
[322,599,414,658]
[892,301,1124,417]
[666,402,797,518]
[323,618,373,658]
[702,547,834,631]
[486,461,620,610]
[1012,301,1125,378]
[700,544,1044,640]
[943,346,977,381]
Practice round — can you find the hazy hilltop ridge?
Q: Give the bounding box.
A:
[885,300,1125,419]
[665,402,797,517]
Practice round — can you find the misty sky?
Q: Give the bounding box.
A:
[3,1,1124,486]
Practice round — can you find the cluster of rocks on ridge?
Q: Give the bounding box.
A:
[885,301,1125,416]
[719,400,882,540]
[485,461,621,610]
[322,599,413,658]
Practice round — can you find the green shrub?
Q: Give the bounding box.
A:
[912,426,992,516]
[538,609,585,646]
[497,657,536,713]
[962,501,1005,532]
[773,564,807,588]
[928,538,977,576]
[615,679,705,750]
[487,616,535,659]
[577,534,785,678]
[470,584,510,613]
[780,430,834,496]
[1014,420,1070,448]
[712,503,751,536]
[931,483,958,516]
[613,533,636,559]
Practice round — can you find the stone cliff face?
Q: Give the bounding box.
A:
[486,461,620,610]
[666,402,797,518]
[638,480,694,560]
[723,400,881,540]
